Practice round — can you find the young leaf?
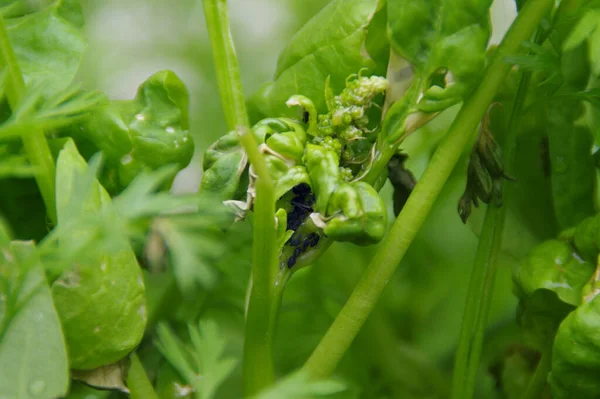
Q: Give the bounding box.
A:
[51,139,146,370]
[248,0,384,121]
[0,240,69,399]
[156,320,238,399]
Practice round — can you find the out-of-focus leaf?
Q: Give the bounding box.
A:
[155,320,238,399]
[3,0,85,96]
[248,0,384,121]
[252,371,346,399]
[500,346,547,399]
[469,106,558,259]
[513,239,594,351]
[563,7,600,76]
[72,70,193,193]
[547,102,595,230]
[0,240,69,399]
[549,293,600,398]
[514,240,594,307]
[51,139,146,370]
[382,0,492,143]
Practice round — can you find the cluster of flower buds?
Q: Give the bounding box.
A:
[458,107,513,223]
[201,72,390,270]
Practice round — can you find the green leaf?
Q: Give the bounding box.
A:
[514,240,595,307]
[75,70,193,193]
[514,239,594,351]
[156,320,238,399]
[248,0,383,121]
[199,130,247,200]
[547,102,595,230]
[0,240,69,399]
[383,0,493,142]
[549,294,600,398]
[4,0,85,96]
[51,139,146,370]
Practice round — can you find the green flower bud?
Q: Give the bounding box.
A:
[304,144,341,214]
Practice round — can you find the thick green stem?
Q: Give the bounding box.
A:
[0,15,56,224]
[202,0,281,393]
[202,0,249,130]
[302,0,554,379]
[521,352,551,399]
[238,128,280,394]
[127,353,160,399]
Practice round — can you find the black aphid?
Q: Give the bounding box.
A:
[287,255,297,268]
[302,110,310,123]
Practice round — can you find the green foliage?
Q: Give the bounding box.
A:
[155,320,238,399]
[3,0,600,398]
[51,139,146,370]
[550,293,600,398]
[0,240,69,399]
[248,0,384,121]
[72,70,194,194]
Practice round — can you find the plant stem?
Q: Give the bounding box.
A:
[302,0,554,380]
[127,353,160,399]
[202,0,249,130]
[451,206,501,399]
[202,0,281,394]
[0,15,56,224]
[521,351,551,399]
[238,127,280,395]
[452,26,538,399]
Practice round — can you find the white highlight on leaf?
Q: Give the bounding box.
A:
[166,126,175,134]
[121,154,133,165]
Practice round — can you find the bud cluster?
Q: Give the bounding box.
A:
[458,109,513,223]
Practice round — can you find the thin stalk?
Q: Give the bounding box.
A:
[451,207,501,399]
[127,353,160,399]
[202,0,249,130]
[302,0,554,380]
[0,15,56,223]
[521,351,551,399]
[452,34,538,399]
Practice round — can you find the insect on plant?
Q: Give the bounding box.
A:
[1,0,600,398]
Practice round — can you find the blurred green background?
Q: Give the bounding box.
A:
[73,1,524,397]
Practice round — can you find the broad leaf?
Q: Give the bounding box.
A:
[513,239,594,351]
[514,240,595,307]
[248,0,384,121]
[0,240,69,399]
[51,139,146,370]
[73,70,193,194]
